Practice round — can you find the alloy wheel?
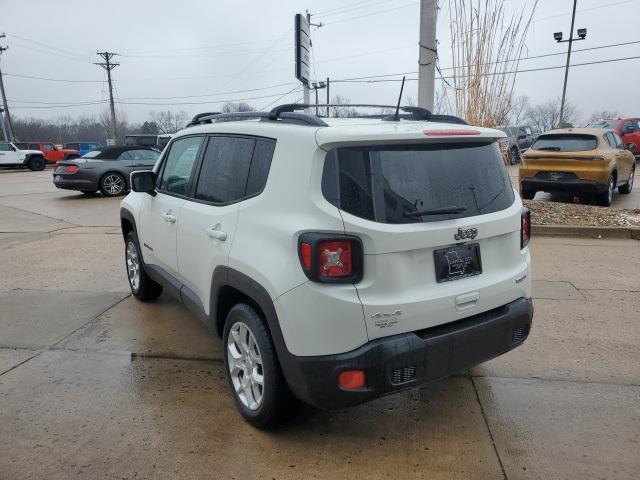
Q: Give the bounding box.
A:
[227,321,264,410]
[104,174,124,195]
[126,241,140,291]
[607,177,614,204]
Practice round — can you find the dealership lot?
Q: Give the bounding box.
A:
[1,169,639,479]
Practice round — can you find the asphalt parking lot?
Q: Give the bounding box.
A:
[1,168,639,480]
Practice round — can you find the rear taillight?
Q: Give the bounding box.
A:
[521,208,531,249]
[298,233,363,283]
[55,165,79,174]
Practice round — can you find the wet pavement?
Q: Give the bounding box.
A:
[1,169,639,479]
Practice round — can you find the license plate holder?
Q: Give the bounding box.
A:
[434,243,482,283]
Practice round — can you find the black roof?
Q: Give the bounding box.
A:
[89,146,157,158]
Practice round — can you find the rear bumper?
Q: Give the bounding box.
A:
[281,297,533,409]
[53,176,98,191]
[521,178,606,194]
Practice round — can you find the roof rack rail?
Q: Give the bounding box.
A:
[185,108,327,128]
[185,103,468,129]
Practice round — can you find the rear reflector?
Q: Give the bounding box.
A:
[521,208,531,249]
[338,370,365,390]
[300,242,312,270]
[424,129,481,136]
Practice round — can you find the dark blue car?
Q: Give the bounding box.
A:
[63,142,103,157]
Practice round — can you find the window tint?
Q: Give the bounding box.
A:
[246,139,275,196]
[82,150,102,158]
[0,143,13,151]
[322,142,514,224]
[532,134,597,152]
[118,151,133,160]
[195,136,255,203]
[158,136,203,196]
[604,133,614,148]
[129,149,159,161]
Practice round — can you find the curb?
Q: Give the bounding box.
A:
[532,224,640,239]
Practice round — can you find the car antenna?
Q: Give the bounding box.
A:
[392,76,406,121]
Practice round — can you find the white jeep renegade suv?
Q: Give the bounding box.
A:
[120,104,533,427]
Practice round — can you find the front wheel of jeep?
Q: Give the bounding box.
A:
[125,231,162,301]
[223,303,293,428]
[28,156,46,171]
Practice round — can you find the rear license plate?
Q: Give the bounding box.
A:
[434,243,482,283]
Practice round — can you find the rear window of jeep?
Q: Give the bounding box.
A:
[531,134,598,152]
[322,142,514,224]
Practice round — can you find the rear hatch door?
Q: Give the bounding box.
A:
[318,129,529,340]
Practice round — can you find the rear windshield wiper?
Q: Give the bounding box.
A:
[536,146,561,151]
[403,206,467,218]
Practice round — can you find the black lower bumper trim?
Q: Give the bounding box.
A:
[521,179,606,194]
[280,297,533,409]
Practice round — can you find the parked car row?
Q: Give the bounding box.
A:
[496,124,540,164]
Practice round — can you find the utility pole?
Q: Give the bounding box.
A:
[0,108,8,142]
[95,51,119,143]
[418,0,438,112]
[554,0,586,127]
[326,77,330,118]
[0,34,15,141]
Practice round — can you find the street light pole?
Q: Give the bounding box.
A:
[555,0,586,127]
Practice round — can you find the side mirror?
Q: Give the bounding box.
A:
[131,170,156,195]
[626,143,636,151]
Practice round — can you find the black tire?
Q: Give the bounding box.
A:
[100,172,126,197]
[27,156,46,171]
[597,175,615,206]
[223,303,294,428]
[619,166,635,194]
[125,231,162,301]
[521,189,535,200]
[509,147,520,165]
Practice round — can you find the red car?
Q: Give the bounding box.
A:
[14,142,80,164]
[588,117,640,156]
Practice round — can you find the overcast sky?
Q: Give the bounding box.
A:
[1,0,639,125]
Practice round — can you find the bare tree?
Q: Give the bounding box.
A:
[524,97,578,132]
[221,102,255,113]
[329,95,358,118]
[587,110,621,124]
[445,0,539,127]
[508,95,530,125]
[100,108,130,143]
[150,110,189,134]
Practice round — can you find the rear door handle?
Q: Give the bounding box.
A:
[162,213,176,223]
[206,226,227,241]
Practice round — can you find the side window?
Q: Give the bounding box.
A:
[623,120,634,132]
[246,139,275,196]
[612,133,624,149]
[29,144,40,150]
[130,149,159,161]
[158,136,203,196]
[118,151,133,160]
[43,143,55,151]
[604,133,614,148]
[0,143,12,151]
[195,136,255,204]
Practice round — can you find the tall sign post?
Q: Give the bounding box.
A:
[295,13,311,105]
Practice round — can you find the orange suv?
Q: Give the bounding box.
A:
[519,128,636,206]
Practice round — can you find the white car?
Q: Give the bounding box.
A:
[0,142,46,170]
[120,105,533,427]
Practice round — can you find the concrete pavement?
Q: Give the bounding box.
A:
[1,169,638,479]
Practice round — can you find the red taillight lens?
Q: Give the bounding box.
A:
[56,165,79,174]
[338,370,366,390]
[300,242,312,270]
[318,240,352,277]
[521,208,531,249]
[298,234,362,283]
